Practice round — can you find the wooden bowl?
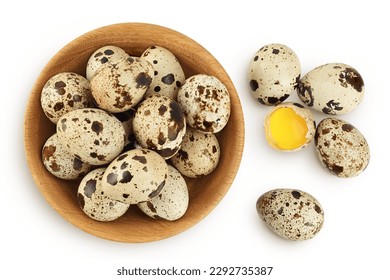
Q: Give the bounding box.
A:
[24,23,244,242]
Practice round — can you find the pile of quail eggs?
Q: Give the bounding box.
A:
[248,43,370,240]
[40,45,230,222]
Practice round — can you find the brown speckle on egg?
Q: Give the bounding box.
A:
[135,72,153,88]
[107,173,118,186]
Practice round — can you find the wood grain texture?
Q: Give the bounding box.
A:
[24,23,244,243]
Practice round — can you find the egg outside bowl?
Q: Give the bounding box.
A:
[24,23,244,243]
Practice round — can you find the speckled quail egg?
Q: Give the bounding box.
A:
[41,72,92,123]
[264,102,316,152]
[101,149,168,204]
[297,63,364,115]
[133,95,186,159]
[177,74,230,133]
[256,188,324,241]
[56,108,125,165]
[141,45,185,99]
[138,165,189,221]
[171,128,220,178]
[77,168,130,221]
[315,118,370,177]
[86,45,129,80]
[90,57,154,113]
[248,43,301,106]
[42,133,91,180]
[114,109,140,152]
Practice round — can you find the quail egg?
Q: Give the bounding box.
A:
[177,74,230,133]
[101,149,168,204]
[315,118,370,177]
[171,128,220,178]
[90,57,154,113]
[256,188,324,241]
[77,168,130,221]
[41,72,92,123]
[297,63,364,115]
[42,133,91,180]
[133,94,186,159]
[86,45,129,80]
[264,102,316,151]
[141,45,185,99]
[56,108,125,165]
[248,43,301,105]
[138,165,189,221]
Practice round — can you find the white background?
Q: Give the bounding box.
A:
[2,0,389,279]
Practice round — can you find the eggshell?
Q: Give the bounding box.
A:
[141,45,185,99]
[138,165,189,221]
[77,168,130,222]
[171,128,220,178]
[42,133,91,180]
[177,74,230,133]
[56,108,125,165]
[90,57,154,113]
[297,63,364,115]
[256,188,324,241]
[315,118,370,177]
[133,95,186,159]
[41,72,92,123]
[248,43,301,105]
[86,45,129,80]
[101,149,168,204]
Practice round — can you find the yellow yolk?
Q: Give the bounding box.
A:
[265,107,308,151]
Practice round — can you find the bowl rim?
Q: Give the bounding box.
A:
[24,22,245,243]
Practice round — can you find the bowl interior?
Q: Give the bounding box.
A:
[24,22,244,242]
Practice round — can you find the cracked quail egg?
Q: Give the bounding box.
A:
[138,165,189,221]
[297,63,364,115]
[77,168,130,221]
[264,102,316,151]
[248,43,301,106]
[256,188,324,241]
[41,72,92,123]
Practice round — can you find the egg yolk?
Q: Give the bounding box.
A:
[265,107,308,151]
